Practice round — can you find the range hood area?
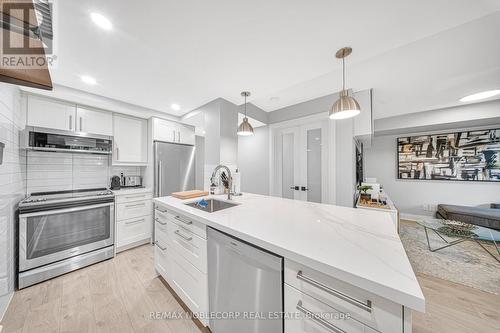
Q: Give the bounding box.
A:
[25,127,113,154]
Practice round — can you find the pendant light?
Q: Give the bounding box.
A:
[237,91,254,136]
[329,47,361,120]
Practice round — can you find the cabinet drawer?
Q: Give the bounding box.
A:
[167,220,207,273]
[154,240,171,279]
[154,216,170,245]
[154,207,169,223]
[167,211,206,239]
[116,192,153,204]
[117,200,152,220]
[285,284,376,333]
[170,249,208,323]
[116,215,152,248]
[285,260,402,333]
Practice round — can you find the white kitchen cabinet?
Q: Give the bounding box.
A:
[154,240,170,279]
[153,204,208,326]
[76,106,113,136]
[113,114,148,165]
[285,259,403,333]
[27,95,76,131]
[177,123,196,145]
[114,189,153,252]
[167,219,207,273]
[116,200,152,221]
[116,215,152,248]
[152,117,195,145]
[285,284,377,333]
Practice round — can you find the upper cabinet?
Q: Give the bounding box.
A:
[113,114,148,165]
[27,96,76,131]
[153,118,195,145]
[26,96,113,136]
[76,107,113,136]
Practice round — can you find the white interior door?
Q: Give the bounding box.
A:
[299,122,327,202]
[273,120,329,203]
[280,127,300,200]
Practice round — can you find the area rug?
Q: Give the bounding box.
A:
[399,220,500,295]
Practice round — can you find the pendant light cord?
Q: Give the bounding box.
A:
[244,94,247,117]
[342,56,345,91]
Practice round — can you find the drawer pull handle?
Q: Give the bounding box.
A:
[175,230,192,241]
[296,301,346,333]
[125,218,144,225]
[155,208,168,213]
[154,241,166,251]
[155,218,167,226]
[296,271,372,313]
[175,215,192,225]
[125,203,146,208]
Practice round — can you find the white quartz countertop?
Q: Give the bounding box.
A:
[154,193,425,312]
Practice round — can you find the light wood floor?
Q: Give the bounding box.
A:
[1,245,499,333]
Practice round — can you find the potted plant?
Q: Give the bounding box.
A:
[358,185,373,202]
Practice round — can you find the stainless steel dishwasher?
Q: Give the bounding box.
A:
[207,227,283,333]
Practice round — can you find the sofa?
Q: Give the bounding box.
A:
[437,204,500,231]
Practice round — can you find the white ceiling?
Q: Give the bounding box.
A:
[51,1,500,118]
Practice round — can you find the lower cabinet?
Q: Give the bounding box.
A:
[285,259,405,333]
[153,203,409,332]
[154,204,209,326]
[116,215,152,248]
[115,190,153,252]
[285,284,377,333]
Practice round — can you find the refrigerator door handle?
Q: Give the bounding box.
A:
[158,160,163,197]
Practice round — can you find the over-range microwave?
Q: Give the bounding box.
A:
[26,127,113,154]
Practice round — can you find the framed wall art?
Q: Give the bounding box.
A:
[397,129,500,182]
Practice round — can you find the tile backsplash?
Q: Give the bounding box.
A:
[26,151,143,194]
[0,84,25,297]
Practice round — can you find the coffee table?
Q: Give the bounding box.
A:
[416,218,500,263]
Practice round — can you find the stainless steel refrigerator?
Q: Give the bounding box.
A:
[154,141,196,197]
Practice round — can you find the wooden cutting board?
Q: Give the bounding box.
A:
[171,190,209,200]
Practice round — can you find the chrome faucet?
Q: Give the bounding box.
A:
[210,165,232,200]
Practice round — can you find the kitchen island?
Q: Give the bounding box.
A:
[153,193,424,333]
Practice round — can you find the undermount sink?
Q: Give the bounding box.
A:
[185,198,239,213]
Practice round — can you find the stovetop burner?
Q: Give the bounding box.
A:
[19,188,115,212]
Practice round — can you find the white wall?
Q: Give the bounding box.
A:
[364,133,500,217]
[237,126,269,195]
[0,83,25,318]
[335,119,356,207]
[219,99,238,165]
[195,135,205,190]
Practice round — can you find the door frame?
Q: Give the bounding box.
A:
[268,113,336,204]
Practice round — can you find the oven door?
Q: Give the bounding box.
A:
[19,202,114,272]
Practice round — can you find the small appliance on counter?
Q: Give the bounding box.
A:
[110,175,121,190]
[110,174,142,189]
[123,175,142,187]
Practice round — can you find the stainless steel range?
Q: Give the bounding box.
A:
[18,188,115,288]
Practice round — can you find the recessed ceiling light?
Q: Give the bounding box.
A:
[81,75,97,85]
[171,104,181,111]
[459,90,500,102]
[90,12,112,30]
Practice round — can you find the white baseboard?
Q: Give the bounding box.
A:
[0,292,13,322]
